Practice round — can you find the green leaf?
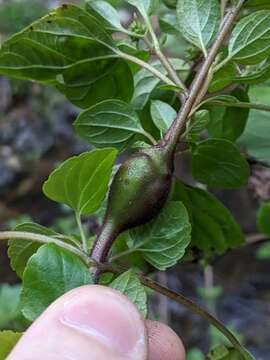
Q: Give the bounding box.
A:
[173,181,244,253]
[56,59,134,109]
[257,202,270,236]
[0,4,133,108]
[159,13,180,35]
[206,90,250,142]
[231,61,270,85]
[0,284,21,328]
[86,0,128,33]
[150,100,176,133]
[132,58,189,109]
[21,244,91,321]
[127,201,191,270]
[209,62,237,92]
[127,0,160,16]
[74,100,148,151]
[176,0,220,55]
[8,223,58,278]
[239,85,270,162]
[110,270,147,317]
[0,4,113,79]
[185,110,209,143]
[205,346,255,360]
[0,331,22,360]
[43,149,117,215]
[245,0,270,9]
[163,0,177,8]
[228,10,270,65]
[192,139,250,188]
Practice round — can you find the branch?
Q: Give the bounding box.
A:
[165,1,245,151]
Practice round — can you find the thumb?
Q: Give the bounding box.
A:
[8,285,147,360]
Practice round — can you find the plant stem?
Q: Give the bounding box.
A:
[0,231,89,264]
[221,0,229,19]
[165,0,245,152]
[116,50,176,87]
[76,213,88,253]
[144,18,188,93]
[207,100,270,113]
[140,275,250,359]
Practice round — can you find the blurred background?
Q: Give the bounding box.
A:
[0,1,269,359]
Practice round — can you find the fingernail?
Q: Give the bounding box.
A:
[60,286,145,355]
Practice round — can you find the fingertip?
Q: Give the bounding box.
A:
[146,320,186,360]
[8,285,148,360]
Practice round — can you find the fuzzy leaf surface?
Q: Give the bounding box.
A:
[0,4,133,108]
[173,181,244,253]
[228,10,270,65]
[177,0,220,54]
[127,201,191,270]
[21,244,91,321]
[110,270,147,317]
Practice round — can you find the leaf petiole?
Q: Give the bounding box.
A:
[75,213,88,253]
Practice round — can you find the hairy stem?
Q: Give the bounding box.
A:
[0,231,89,264]
[165,1,245,151]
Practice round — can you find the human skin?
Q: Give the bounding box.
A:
[8,285,186,360]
